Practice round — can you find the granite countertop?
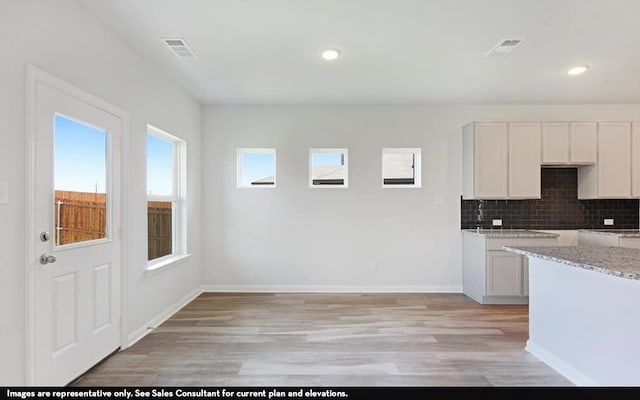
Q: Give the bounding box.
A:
[504,245,640,281]
[462,229,560,239]
[578,229,640,238]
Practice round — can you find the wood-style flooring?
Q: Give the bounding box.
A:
[73,293,571,386]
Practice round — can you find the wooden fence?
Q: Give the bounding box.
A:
[147,200,173,260]
[54,191,172,260]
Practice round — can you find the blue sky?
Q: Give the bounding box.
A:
[147,135,173,196]
[54,115,174,196]
[242,153,275,185]
[54,114,106,193]
[312,152,343,166]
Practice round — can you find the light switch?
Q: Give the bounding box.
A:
[0,182,8,204]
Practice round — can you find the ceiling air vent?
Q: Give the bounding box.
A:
[163,38,196,58]
[484,38,526,58]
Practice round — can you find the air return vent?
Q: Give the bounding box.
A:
[163,38,196,58]
[484,38,526,57]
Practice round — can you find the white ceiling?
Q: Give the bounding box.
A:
[81,0,640,105]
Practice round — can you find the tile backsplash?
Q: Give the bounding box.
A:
[461,168,639,230]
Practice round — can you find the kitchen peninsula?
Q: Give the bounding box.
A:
[504,245,640,386]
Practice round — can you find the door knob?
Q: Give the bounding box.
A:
[39,254,57,265]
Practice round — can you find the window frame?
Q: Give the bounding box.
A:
[146,124,187,270]
[236,148,277,188]
[308,148,349,188]
[381,147,422,188]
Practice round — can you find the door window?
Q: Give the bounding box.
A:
[53,114,109,246]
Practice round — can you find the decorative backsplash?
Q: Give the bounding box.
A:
[461,168,640,230]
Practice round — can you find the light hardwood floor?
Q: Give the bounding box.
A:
[73,293,571,386]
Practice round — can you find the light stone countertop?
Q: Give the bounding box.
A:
[578,229,640,238]
[462,229,560,239]
[504,245,640,281]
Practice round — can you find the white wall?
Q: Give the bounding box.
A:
[0,1,202,384]
[202,105,640,290]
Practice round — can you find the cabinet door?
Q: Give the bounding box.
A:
[598,122,631,198]
[509,123,541,198]
[486,251,522,296]
[542,122,570,164]
[570,122,597,163]
[474,123,508,198]
[633,123,640,197]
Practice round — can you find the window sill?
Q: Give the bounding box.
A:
[145,253,192,277]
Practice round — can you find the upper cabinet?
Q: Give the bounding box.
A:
[542,122,597,164]
[542,122,570,163]
[508,123,541,199]
[633,123,640,198]
[465,120,640,200]
[463,122,541,199]
[578,122,632,199]
[463,122,508,199]
[570,122,598,164]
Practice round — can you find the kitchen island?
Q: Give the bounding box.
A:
[504,245,640,386]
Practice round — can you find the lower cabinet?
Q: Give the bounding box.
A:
[462,232,558,304]
[486,251,522,296]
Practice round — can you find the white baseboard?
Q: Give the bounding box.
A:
[526,340,597,386]
[202,284,462,293]
[126,286,203,347]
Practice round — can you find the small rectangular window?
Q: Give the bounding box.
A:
[309,148,348,188]
[53,114,108,247]
[237,148,276,188]
[147,125,186,264]
[382,148,421,188]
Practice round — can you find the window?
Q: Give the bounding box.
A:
[53,114,108,247]
[309,148,348,188]
[237,148,276,188]
[147,125,186,265]
[382,148,421,188]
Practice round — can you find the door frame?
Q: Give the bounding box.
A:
[25,65,129,385]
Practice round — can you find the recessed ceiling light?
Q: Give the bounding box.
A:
[567,65,589,76]
[321,49,340,61]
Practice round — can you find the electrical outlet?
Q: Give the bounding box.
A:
[492,219,502,227]
[604,219,614,226]
[370,262,376,271]
[0,182,8,205]
[434,195,446,205]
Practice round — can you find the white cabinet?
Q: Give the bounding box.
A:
[578,122,632,199]
[465,120,636,199]
[509,123,541,198]
[570,122,598,163]
[542,122,570,164]
[462,232,558,304]
[486,251,522,296]
[463,122,508,199]
[598,122,631,197]
[633,123,640,197]
[542,122,597,164]
[463,122,540,199]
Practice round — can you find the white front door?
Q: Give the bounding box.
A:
[31,74,122,385]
